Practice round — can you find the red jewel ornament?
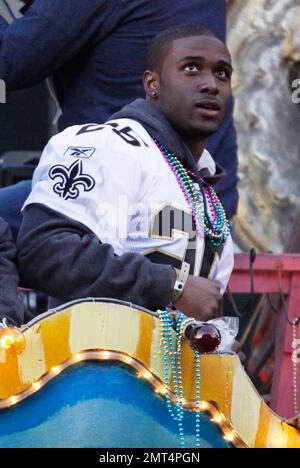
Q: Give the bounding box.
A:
[184,322,221,353]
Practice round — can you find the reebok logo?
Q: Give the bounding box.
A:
[64,146,96,159]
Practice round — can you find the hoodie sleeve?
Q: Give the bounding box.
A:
[0,0,124,89]
[17,204,173,310]
[0,218,24,327]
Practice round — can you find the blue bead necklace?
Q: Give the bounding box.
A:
[153,138,231,248]
[158,310,201,448]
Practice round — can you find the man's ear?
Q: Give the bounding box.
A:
[143,70,160,100]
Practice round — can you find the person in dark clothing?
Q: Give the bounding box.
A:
[17,26,234,323]
[0,217,24,328]
[0,0,238,240]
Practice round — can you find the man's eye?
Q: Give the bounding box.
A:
[184,64,198,72]
[216,70,228,79]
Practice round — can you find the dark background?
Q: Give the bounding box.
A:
[0,83,50,155]
[0,1,51,157]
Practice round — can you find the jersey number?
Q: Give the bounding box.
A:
[144,205,200,275]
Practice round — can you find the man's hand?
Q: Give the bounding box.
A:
[175,276,222,322]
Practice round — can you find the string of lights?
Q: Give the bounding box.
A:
[0,330,246,448]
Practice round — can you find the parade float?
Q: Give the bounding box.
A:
[0,0,299,449]
[0,298,299,449]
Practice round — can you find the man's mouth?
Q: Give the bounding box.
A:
[195,99,221,118]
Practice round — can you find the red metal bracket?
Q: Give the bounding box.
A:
[229,253,300,419]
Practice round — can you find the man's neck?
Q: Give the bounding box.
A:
[146,100,207,162]
[184,140,207,164]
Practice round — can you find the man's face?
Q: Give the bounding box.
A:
[152,36,233,141]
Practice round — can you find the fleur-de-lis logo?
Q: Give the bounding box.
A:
[49,160,95,200]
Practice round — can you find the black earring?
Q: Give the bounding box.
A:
[152,91,158,98]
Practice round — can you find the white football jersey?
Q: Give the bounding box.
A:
[24,118,234,294]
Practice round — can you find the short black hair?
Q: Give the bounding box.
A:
[146,24,221,72]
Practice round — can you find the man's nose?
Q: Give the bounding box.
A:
[198,72,219,94]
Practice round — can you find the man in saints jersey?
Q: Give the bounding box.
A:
[17,25,234,323]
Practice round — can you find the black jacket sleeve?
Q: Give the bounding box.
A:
[17,204,173,310]
[0,218,24,326]
[0,0,124,89]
